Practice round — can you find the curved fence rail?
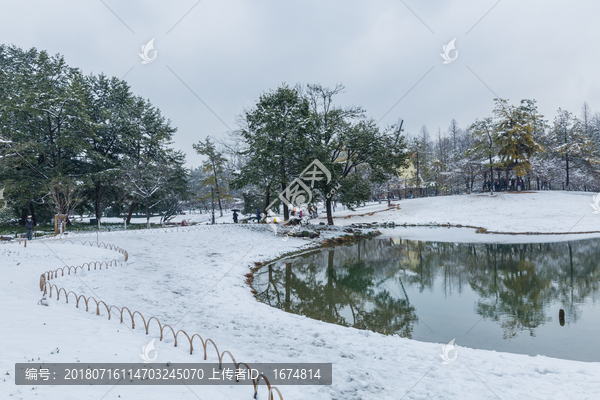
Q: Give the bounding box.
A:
[38,237,284,399]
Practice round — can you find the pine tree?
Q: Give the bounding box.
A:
[0,45,89,224]
[493,98,544,179]
[0,44,188,226]
[193,137,230,217]
[468,117,497,193]
[233,85,311,220]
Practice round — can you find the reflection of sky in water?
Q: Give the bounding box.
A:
[253,235,600,362]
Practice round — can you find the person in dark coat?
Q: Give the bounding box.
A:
[256,209,261,223]
[25,215,34,240]
[233,211,238,223]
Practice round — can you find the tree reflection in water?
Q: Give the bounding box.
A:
[253,237,600,340]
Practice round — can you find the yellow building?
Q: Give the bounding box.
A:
[395,160,424,198]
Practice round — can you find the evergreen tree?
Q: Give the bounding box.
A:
[233,85,311,220]
[0,45,89,223]
[193,137,230,217]
[468,117,498,193]
[0,44,187,226]
[81,73,134,227]
[493,98,544,179]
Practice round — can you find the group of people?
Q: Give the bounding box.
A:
[248,204,319,224]
[290,205,318,219]
[486,178,525,192]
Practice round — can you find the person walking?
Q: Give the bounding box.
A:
[256,209,261,223]
[25,215,34,240]
[233,211,238,223]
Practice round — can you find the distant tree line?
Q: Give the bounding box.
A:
[402,99,600,196]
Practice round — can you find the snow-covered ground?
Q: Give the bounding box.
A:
[326,190,600,235]
[2,191,600,399]
[77,191,600,235]
[75,212,226,226]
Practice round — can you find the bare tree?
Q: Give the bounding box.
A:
[48,177,83,224]
[123,163,171,229]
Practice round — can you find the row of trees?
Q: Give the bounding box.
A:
[0,45,187,227]
[227,84,408,224]
[1,45,405,227]
[2,44,599,228]
[403,99,600,196]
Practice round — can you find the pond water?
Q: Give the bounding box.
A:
[253,234,600,362]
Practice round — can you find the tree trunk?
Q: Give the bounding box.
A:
[126,202,136,224]
[94,182,102,223]
[210,162,224,217]
[263,184,271,215]
[217,188,223,217]
[211,187,216,224]
[489,154,494,193]
[565,154,570,189]
[146,200,151,229]
[326,197,334,225]
[281,182,289,221]
[416,151,419,197]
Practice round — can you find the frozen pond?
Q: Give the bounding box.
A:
[253,232,600,362]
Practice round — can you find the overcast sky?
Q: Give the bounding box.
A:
[2,0,600,167]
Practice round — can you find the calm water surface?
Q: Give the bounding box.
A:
[253,235,600,362]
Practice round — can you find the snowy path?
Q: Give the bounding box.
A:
[0,237,261,400]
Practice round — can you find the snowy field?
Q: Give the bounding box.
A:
[326,190,600,235]
[79,191,600,236]
[1,191,600,399]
